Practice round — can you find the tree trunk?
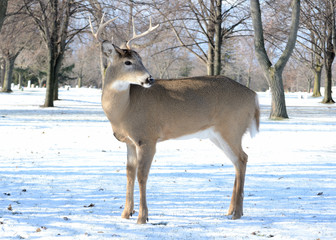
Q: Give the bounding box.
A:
[44,75,55,107]
[267,68,288,119]
[246,76,251,88]
[0,60,5,88]
[323,50,335,103]
[311,30,323,97]
[323,66,334,103]
[214,0,222,75]
[246,60,253,88]
[43,50,56,107]
[53,76,59,100]
[38,77,43,88]
[0,0,7,32]
[246,69,251,88]
[251,0,300,119]
[207,47,214,75]
[206,0,215,76]
[18,73,22,89]
[53,54,62,101]
[2,57,14,92]
[78,76,82,88]
[41,0,71,106]
[322,6,335,104]
[307,76,312,93]
[1,54,18,93]
[312,64,322,97]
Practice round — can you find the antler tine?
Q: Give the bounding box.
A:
[89,13,118,42]
[89,15,96,37]
[89,13,105,39]
[126,17,160,49]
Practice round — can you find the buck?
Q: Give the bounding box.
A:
[90,16,260,224]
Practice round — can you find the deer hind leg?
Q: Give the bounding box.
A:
[121,143,137,219]
[136,142,156,224]
[210,130,247,219]
[227,150,247,219]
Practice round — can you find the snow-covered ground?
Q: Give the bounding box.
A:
[0,87,335,240]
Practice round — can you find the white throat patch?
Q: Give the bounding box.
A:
[110,80,130,92]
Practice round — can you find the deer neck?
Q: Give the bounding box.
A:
[102,80,131,124]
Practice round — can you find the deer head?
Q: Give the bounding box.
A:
[89,15,159,89]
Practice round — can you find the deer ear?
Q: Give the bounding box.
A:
[101,41,122,59]
[114,44,126,56]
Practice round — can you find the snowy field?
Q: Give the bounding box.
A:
[0,87,335,240]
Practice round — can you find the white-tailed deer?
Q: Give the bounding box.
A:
[90,16,260,224]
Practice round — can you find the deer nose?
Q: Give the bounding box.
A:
[146,76,155,85]
[141,75,155,88]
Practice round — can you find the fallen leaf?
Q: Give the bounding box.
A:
[84,203,95,208]
[151,222,168,226]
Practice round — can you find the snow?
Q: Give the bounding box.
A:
[0,88,335,240]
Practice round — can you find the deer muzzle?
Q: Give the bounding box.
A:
[141,76,155,88]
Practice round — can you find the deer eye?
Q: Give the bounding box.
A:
[125,61,132,66]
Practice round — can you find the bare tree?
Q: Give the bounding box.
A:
[0,2,32,92]
[250,0,300,119]
[0,0,10,89]
[23,0,85,107]
[0,47,23,92]
[296,9,317,95]
[323,0,335,103]
[20,45,49,87]
[221,36,260,88]
[298,1,325,96]
[297,0,335,102]
[310,31,323,96]
[153,0,249,76]
[70,43,101,87]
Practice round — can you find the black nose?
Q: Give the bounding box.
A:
[146,76,155,85]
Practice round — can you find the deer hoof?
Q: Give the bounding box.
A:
[231,210,243,220]
[137,216,148,224]
[121,210,133,219]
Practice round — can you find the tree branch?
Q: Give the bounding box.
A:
[274,0,301,72]
[250,0,272,71]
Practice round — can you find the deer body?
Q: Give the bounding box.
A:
[103,76,258,145]
[90,17,259,224]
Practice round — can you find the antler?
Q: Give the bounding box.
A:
[89,13,118,42]
[126,17,159,49]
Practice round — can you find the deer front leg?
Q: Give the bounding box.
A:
[121,143,137,219]
[136,142,156,224]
